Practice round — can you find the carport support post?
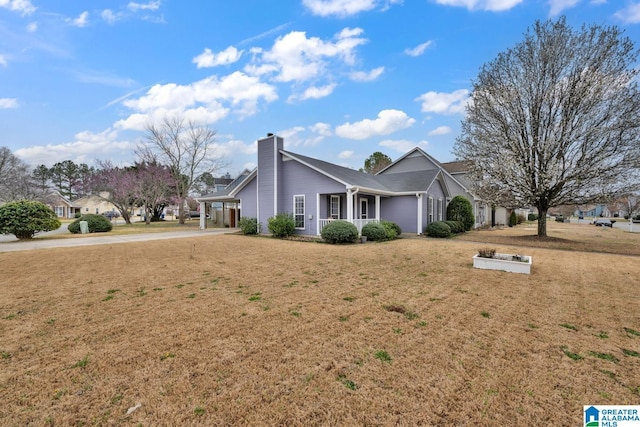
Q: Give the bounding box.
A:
[199,202,206,230]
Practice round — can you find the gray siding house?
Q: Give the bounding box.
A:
[197,134,483,235]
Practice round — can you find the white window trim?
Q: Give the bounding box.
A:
[437,198,443,221]
[294,194,305,230]
[330,195,340,219]
[428,196,434,223]
[360,198,368,219]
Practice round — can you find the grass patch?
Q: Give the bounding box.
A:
[624,327,640,337]
[248,293,262,301]
[160,352,175,361]
[588,351,619,363]
[623,349,640,358]
[560,323,577,331]
[72,355,89,368]
[404,310,419,321]
[102,295,114,302]
[481,311,490,318]
[194,407,205,416]
[337,374,358,390]
[597,331,609,339]
[1,351,11,360]
[187,294,196,299]
[374,350,392,363]
[560,346,583,361]
[343,296,355,302]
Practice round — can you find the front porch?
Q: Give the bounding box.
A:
[318,218,380,235]
[316,191,381,236]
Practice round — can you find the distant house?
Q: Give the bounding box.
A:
[46,191,81,218]
[197,134,491,235]
[72,192,119,216]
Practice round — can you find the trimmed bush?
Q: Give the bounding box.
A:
[443,220,464,234]
[381,220,401,239]
[528,213,538,221]
[321,220,358,244]
[238,217,260,235]
[509,211,518,227]
[425,221,451,238]
[68,214,113,234]
[446,196,474,231]
[267,213,295,238]
[0,200,61,240]
[517,214,526,224]
[361,222,387,241]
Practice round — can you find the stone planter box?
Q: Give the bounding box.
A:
[473,253,532,274]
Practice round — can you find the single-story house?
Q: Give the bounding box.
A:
[197,134,490,235]
[47,191,82,218]
[72,192,119,217]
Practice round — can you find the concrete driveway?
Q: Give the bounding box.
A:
[0,227,235,252]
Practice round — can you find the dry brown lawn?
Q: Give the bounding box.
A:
[1,222,639,426]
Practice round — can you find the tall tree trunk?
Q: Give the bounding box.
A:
[537,207,548,237]
[178,198,186,225]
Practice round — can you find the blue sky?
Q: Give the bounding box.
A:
[2,0,640,176]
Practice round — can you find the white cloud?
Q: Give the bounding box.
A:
[15,129,134,167]
[336,109,415,140]
[193,47,243,68]
[248,28,367,83]
[69,11,89,28]
[338,150,354,159]
[116,71,278,130]
[26,21,37,32]
[614,3,640,24]
[127,1,161,12]
[432,0,522,12]
[0,98,18,108]
[416,89,469,115]
[289,83,336,102]
[310,122,332,136]
[404,41,433,57]
[212,138,257,159]
[349,66,384,82]
[428,126,452,136]
[302,0,376,17]
[0,55,7,67]
[379,139,429,153]
[101,9,121,24]
[548,0,580,16]
[0,0,36,15]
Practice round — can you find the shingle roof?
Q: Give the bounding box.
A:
[441,160,471,174]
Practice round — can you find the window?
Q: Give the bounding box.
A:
[437,199,443,221]
[55,206,64,217]
[294,195,305,229]
[330,195,340,219]
[428,197,434,223]
[360,199,368,219]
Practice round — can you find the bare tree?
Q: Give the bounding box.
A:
[0,147,39,203]
[138,116,223,224]
[132,162,175,224]
[455,17,640,237]
[93,161,138,224]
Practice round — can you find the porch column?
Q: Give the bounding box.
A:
[199,201,206,230]
[416,193,423,235]
[375,195,380,221]
[316,193,320,236]
[346,189,353,222]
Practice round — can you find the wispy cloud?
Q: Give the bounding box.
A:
[349,66,384,82]
[428,126,452,136]
[68,11,89,28]
[0,0,36,16]
[127,1,161,12]
[404,41,433,57]
[614,2,640,24]
[193,47,243,68]
[0,98,19,109]
[26,21,37,32]
[336,109,415,140]
[432,0,522,12]
[239,23,291,46]
[0,54,7,67]
[415,89,470,115]
[548,0,580,16]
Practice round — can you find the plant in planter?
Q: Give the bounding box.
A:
[473,248,532,274]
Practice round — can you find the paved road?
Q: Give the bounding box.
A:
[0,228,235,253]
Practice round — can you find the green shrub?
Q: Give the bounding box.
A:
[509,211,518,227]
[443,220,464,234]
[267,213,295,238]
[381,220,401,239]
[425,221,451,238]
[75,212,82,219]
[238,217,260,235]
[321,220,358,244]
[528,213,538,221]
[68,214,113,234]
[446,196,474,231]
[361,222,387,241]
[0,200,61,240]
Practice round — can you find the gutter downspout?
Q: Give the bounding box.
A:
[416,193,423,235]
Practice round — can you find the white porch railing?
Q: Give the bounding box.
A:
[318,218,379,235]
